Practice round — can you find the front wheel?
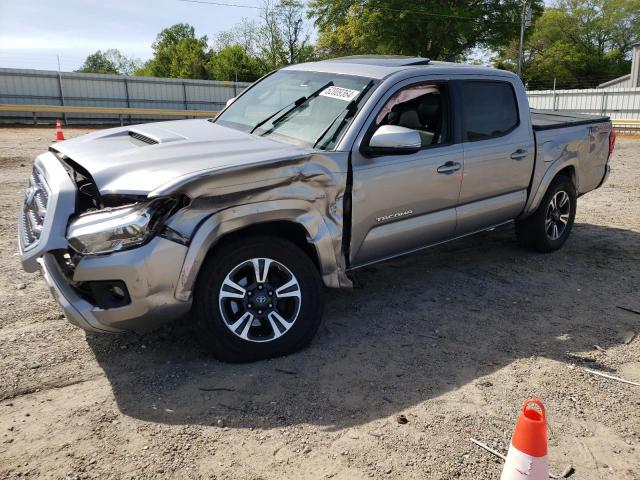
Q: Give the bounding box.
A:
[516,175,577,252]
[193,236,324,362]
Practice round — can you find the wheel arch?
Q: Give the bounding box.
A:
[555,165,576,186]
[174,200,350,302]
[212,221,322,273]
[522,160,579,219]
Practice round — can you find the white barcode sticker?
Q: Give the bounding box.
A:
[319,86,360,102]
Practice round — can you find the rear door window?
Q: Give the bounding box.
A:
[461,81,519,142]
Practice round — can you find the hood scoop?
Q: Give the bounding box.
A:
[128,130,158,145]
[128,127,187,146]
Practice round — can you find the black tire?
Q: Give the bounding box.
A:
[193,236,324,362]
[516,175,577,252]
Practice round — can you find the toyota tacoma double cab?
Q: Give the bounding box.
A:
[19,56,616,361]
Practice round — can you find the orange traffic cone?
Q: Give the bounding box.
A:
[54,119,65,141]
[500,398,549,480]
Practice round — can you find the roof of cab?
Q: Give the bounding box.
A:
[329,55,431,67]
[283,55,514,81]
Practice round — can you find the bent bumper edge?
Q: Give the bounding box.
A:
[39,254,123,333]
[39,237,192,333]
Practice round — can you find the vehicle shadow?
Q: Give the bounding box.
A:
[86,222,640,430]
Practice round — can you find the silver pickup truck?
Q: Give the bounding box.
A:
[19,56,616,361]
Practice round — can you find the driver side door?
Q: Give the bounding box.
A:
[349,79,463,267]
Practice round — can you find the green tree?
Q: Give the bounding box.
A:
[495,0,640,89]
[211,0,316,79]
[276,0,313,64]
[207,44,261,82]
[77,49,140,75]
[308,0,543,60]
[136,23,211,78]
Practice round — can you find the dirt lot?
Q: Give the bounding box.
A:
[0,127,639,480]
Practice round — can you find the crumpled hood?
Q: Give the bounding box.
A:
[52,119,308,196]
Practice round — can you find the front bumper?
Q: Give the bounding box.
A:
[38,237,191,333]
[19,152,192,332]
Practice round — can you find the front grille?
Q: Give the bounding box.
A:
[20,167,50,249]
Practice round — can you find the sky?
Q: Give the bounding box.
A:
[0,0,266,71]
[0,0,556,72]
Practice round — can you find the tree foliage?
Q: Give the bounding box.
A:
[79,0,637,88]
[212,0,316,79]
[308,0,543,60]
[208,44,261,81]
[495,0,640,88]
[132,1,315,82]
[76,49,140,75]
[136,23,211,78]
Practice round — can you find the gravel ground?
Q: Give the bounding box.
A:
[0,127,639,480]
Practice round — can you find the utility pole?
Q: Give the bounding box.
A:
[517,1,531,78]
[56,54,67,126]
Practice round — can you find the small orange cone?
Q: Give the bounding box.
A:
[500,398,549,480]
[54,119,65,141]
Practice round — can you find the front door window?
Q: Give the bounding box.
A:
[374,83,449,148]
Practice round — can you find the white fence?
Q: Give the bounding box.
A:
[526,87,640,120]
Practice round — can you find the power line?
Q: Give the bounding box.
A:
[178,0,521,24]
[354,3,520,23]
[178,0,263,9]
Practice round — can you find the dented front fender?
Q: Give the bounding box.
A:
[153,151,352,299]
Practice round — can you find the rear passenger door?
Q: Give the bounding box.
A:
[456,79,534,235]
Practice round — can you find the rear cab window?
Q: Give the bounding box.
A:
[460,81,519,142]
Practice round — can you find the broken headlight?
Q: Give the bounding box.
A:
[67,198,176,255]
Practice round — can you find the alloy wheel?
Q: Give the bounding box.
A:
[545,190,571,241]
[218,258,302,342]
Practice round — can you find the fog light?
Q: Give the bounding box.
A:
[84,280,131,309]
[111,285,126,299]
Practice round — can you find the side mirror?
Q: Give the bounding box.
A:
[225,97,237,108]
[364,125,421,155]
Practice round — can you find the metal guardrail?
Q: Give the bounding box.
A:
[0,104,219,125]
[1,103,638,133]
[612,118,640,134]
[0,68,246,126]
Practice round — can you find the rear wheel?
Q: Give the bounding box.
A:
[193,236,323,362]
[516,175,577,252]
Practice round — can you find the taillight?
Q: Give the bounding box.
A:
[608,129,617,159]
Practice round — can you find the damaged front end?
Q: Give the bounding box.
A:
[19,67,377,333]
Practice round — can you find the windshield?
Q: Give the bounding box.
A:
[214,70,376,150]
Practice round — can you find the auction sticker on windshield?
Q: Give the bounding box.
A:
[320,86,360,102]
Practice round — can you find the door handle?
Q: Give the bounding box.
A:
[510,149,528,160]
[437,161,462,174]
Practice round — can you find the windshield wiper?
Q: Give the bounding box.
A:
[249,101,296,134]
[312,80,374,150]
[254,81,334,136]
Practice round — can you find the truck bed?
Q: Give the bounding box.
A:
[531,109,610,131]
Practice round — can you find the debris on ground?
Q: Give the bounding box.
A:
[584,368,640,387]
[616,305,640,316]
[395,414,408,424]
[0,129,638,479]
